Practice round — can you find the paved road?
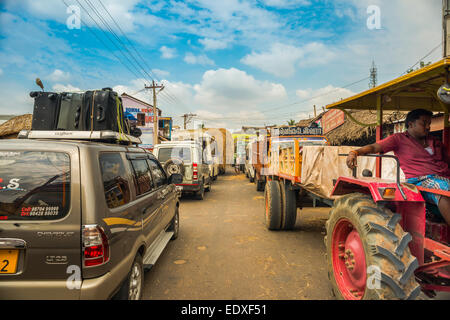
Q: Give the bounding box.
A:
[142,170,450,300]
[143,170,334,300]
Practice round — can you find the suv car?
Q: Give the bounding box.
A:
[153,141,212,200]
[0,138,182,300]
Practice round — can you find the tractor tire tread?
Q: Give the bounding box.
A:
[325,193,419,300]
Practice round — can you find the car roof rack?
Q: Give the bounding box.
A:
[18,130,142,146]
[160,140,199,144]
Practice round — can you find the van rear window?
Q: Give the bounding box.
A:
[0,151,71,221]
[157,147,191,163]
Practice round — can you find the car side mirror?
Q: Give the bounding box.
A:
[169,173,183,185]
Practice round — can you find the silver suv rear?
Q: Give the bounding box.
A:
[153,141,212,200]
[0,138,181,300]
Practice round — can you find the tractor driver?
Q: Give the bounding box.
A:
[346,109,450,226]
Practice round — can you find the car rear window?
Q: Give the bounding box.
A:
[157,147,191,163]
[0,151,71,221]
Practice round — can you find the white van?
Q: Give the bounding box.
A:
[153,141,212,200]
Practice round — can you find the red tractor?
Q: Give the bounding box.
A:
[325,60,450,299]
[264,59,450,300]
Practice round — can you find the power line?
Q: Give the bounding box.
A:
[94,0,190,112]
[258,76,370,117]
[402,42,442,75]
[61,0,147,83]
[73,0,151,84]
[65,0,190,115]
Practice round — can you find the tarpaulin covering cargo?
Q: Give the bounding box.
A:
[299,146,405,199]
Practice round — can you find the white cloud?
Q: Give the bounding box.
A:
[193,68,287,112]
[52,83,81,92]
[115,68,288,128]
[334,0,442,77]
[152,68,170,78]
[4,0,142,32]
[0,82,34,115]
[199,38,230,50]
[113,78,150,102]
[184,53,215,66]
[295,85,355,109]
[48,69,70,82]
[160,46,177,59]
[262,0,311,8]
[242,42,335,78]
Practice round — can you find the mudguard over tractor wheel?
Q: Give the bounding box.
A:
[265,180,282,230]
[279,181,297,230]
[325,193,421,300]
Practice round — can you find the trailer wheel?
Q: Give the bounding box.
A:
[325,193,421,300]
[264,180,282,230]
[279,181,297,230]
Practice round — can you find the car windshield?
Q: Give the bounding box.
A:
[0,151,71,221]
[158,147,192,163]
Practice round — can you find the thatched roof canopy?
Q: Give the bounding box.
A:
[296,111,406,146]
[0,114,32,138]
[328,111,407,145]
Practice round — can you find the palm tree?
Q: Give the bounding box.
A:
[287,119,296,126]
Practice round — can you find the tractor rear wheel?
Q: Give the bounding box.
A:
[264,180,282,230]
[325,193,421,300]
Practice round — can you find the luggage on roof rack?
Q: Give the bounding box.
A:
[29,88,135,138]
[30,92,61,131]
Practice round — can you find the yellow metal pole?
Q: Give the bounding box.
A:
[376,95,383,178]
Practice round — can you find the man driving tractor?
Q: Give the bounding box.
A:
[346,109,450,226]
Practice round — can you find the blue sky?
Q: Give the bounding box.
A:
[0,0,443,129]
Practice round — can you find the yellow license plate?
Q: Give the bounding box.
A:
[0,249,19,274]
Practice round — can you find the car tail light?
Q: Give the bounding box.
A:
[82,225,109,267]
[193,163,198,180]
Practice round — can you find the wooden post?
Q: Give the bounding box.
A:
[443,0,450,57]
[152,81,158,146]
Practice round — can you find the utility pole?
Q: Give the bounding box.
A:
[145,81,164,146]
[369,60,378,88]
[444,0,450,57]
[182,113,197,129]
[313,105,317,118]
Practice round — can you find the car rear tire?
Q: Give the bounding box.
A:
[113,253,144,300]
[205,178,212,192]
[196,182,205,200]
[325,193,421,300]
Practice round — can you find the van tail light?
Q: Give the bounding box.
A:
[193,163,198,180]
[82,225,109,267]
